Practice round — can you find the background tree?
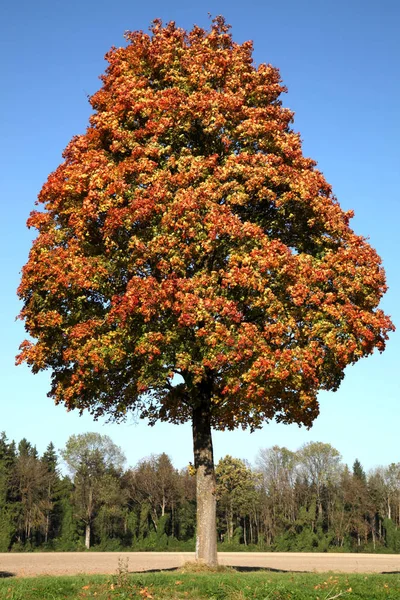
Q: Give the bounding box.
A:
[17,17,393,564]
[0,433,17,550]
[1,429,400,552]
[94,471,128,549]
[353,459,367,484]
[216,456,258,545]
[298,442,342,525]
[61,433,125,549]
[126,453,179,540]
[41,442,60,544]
[256,446,298,540]
[13,442,49,545]
[174,467,197,542]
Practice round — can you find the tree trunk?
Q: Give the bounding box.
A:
[318,500,323,522]
[227,506,234,541]
[85,523,91,549]
[45,514,49,543]
[192,399,218,566]
[226,512,231,541]
[151,510,158,532]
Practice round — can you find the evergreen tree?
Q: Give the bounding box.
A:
[13,443,49,546]
[56,476,81,550]
[41,442,61,544]
[42,442,58,472]
[0,433,17,550]
[353,459,367,483]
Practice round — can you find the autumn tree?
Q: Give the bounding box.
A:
[17,17,393,565]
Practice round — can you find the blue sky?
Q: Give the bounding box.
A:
[1,0,399,472]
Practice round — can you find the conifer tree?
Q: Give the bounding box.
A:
[353,459,367,483]
[0,433,17,550]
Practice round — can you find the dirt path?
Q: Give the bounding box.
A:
[1,552,399,578]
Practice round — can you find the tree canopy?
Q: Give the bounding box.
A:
[17,16,393,564]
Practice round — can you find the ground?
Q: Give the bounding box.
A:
[0,552,399,578]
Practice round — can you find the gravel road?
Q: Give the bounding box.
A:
[0,552,399,578]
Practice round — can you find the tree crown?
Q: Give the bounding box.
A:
[17,17,393,431]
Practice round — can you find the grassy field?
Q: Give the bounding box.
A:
[1,566,400,600]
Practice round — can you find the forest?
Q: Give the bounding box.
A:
[0,431,399,554]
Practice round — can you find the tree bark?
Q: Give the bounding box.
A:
[192,398,218,566]
[85,523,91,549]
[45,514,49,543]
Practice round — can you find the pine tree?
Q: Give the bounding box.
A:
[353,459,367,483]
[41,442,61,544]
[0,433,17,550]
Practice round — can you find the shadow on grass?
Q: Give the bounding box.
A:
[231,566,303,573]
[0,572,15,578]
[128,566,304,574]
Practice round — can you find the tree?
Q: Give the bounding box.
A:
[255,446,298,545]
[216,456,258,544]
[17,17,393,565]
[353,459,366,484]
[382,463,400,525]
[61,433,125,549]
[41,442,60,544]
[0,433,17,550]
[298,442,342,523]
[129,453,179,530]
[18,438,38,459]
[13,442,50,545]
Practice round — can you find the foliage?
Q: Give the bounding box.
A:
[216,456,259,543]
[3,429,400,553]
[60,433,126,549]
[383,518,400,553]
[17,17,393,432]
[61,433,125,476]
[353,458,367,483]
[0,432,17,551]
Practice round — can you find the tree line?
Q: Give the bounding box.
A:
[0,431,399,553]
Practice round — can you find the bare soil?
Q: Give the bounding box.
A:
[0,551,399,578]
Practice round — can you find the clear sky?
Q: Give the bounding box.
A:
[1,0,399,473]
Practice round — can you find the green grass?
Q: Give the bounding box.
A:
[1,569,400,600]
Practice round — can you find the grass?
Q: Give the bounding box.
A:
[1,568,400,600]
